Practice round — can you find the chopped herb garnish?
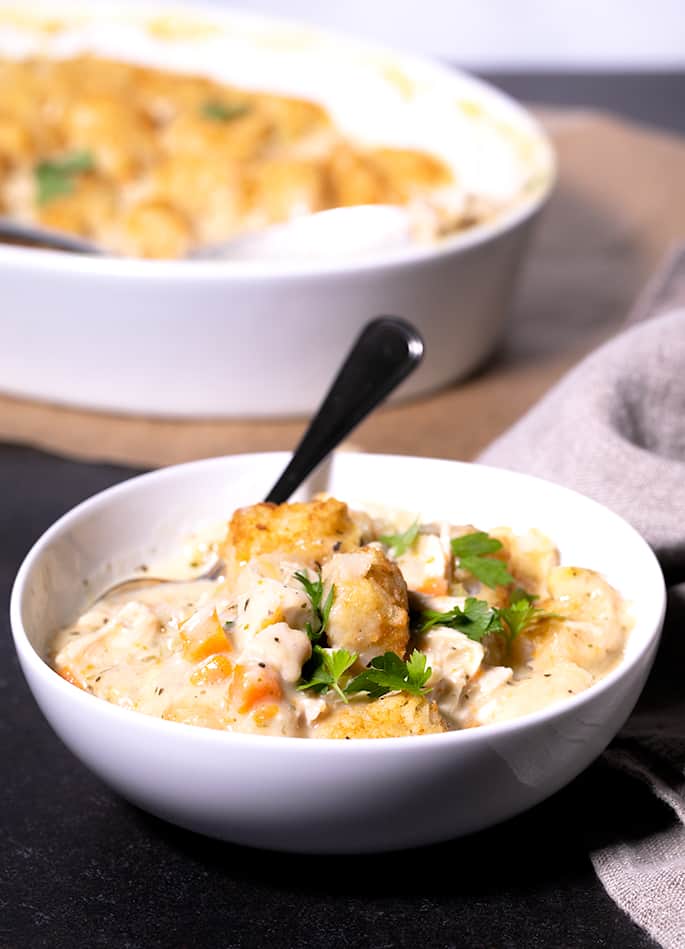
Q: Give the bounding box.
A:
[201,100,250,122]
[379,520,420,557]
[420,588,560,650]
[35,150,95,205]
[451,531,514,589]
[419,596,500,641]
[298,646,357,702]
[294,568,335,643]
[496,588,560,646]
[345,649,431,699]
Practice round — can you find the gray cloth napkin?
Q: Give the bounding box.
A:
[479,308,685,949]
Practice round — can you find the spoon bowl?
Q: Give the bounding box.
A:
[192,206,415,262]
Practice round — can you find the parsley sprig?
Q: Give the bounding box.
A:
[294,568,335,644]
[201,100,250,122]
[419,589,558,650]
[496,588,559,646]
[35,151,95,205]
[451,531,514,589]
[379,520,420,557]
[345,650,432,699]
[297,646,357,702]
[420,596,500,641]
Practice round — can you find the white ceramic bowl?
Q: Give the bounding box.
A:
[0,2,554,417]
[11,452,665,853]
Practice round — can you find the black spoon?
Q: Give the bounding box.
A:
[99,316,424,598]
[265,315,424,503]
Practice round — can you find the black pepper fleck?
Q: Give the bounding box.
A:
[258,662,266,668]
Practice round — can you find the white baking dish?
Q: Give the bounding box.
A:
[0,3,554,417]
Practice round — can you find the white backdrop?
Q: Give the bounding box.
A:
[183,0,685,69]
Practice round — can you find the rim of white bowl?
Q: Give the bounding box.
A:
[10,452,666,753]
[0,3,556,280]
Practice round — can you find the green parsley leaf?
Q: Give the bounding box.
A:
[378,520,420,557]
[297,646,357,702]
[451,531,514,589]
[497,588,560,645]
[201,100,250,122]
[420,589,560,650]
[35,151,95,205]
[419,596,501,642]
[294,568,335,643]
[345,649,432,699]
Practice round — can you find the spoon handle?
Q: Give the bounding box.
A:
[264,316,424,504]
[0,216,102,254]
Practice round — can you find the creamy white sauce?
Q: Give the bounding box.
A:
[52,503,631,738]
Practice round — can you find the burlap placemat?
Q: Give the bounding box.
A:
[2,108,684,469]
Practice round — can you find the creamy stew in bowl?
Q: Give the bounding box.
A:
[52,497,631,738]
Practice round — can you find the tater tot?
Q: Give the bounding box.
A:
[322,546,409,664]
[222,498,362,571]
[314,693,446,738]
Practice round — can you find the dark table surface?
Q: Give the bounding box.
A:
[480,72,685,136]
[4,75,684,949]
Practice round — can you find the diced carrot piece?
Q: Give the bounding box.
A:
[189,654,234,685]
[252,703,280,727]
[57,665,87,691]
[229,663,283,714]
[181,609,232,662]
[417,577,449,596]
